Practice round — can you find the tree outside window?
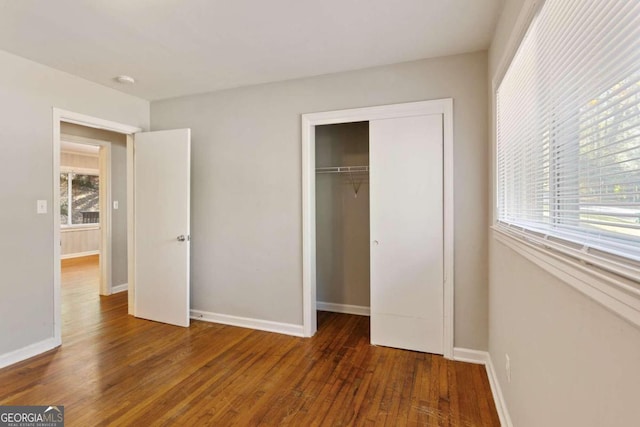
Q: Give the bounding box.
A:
[578,72,640,238]
[60,172,99,226]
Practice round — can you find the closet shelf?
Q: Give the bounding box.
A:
[316,166,369,174]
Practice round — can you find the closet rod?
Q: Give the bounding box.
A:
[315,166,369,174]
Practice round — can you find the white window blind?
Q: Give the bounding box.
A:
[497,0,640,269]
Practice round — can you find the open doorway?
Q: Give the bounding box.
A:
[315,121,371,336]
[53,109,141,346]
[53,108,192,347]
[58,123,129,318]
[315,121,370,341]
[59,136,103,317]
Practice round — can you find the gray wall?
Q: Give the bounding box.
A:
[315,122,370,308]
[488,1,640,425]
[0,49,148,356]
[151,51,489,349]
[60,123,129,287]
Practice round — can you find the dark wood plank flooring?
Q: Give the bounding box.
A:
[0,256,499,426]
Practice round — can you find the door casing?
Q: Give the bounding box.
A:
[300,99,454,358]
[53,108,141,346]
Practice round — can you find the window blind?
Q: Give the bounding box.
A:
[497,0,640,267]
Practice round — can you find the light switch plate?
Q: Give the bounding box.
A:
[113,201,119,210]
[37,200,47,214]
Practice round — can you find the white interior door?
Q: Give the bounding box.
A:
[370,114,444,354]
[134,129,191,327]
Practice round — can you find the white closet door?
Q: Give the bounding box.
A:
[369,114,444,354]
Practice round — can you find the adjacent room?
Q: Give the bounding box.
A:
[58,122,130,333]
[0,0,638,426]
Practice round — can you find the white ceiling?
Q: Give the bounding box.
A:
[0,0,502,101]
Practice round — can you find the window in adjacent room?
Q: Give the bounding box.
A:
[60,172,100,226]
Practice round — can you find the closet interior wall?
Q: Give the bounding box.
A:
[315,121,370,313]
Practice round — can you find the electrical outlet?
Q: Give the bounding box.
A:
[505,354,511,383]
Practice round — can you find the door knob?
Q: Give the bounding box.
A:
[373,240,379,245]
[177,235,186,242]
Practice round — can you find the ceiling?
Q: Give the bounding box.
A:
[0,0,502,101]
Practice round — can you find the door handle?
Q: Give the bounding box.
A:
[373,240,379,246]
[177,235,186,242]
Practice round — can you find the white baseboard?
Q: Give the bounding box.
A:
[453,347,489,364]
[0,337,59,370]
[317,301,370,316]
[111,283,128,294]
[61,250,99,260]
[190,309,304,337]
[454,347,512,427]
[485,353,512,427]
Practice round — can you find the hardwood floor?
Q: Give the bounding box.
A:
[0,256,500,426]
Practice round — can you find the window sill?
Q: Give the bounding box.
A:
[61,225,100,232]
[491,225,640,329]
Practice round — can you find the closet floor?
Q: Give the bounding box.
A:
[0,260,499,425]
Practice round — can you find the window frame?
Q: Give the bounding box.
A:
[60,167,100,229]
[491,0,640,328]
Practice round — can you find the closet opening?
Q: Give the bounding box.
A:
[315,121,370,334]
[302,99,454,357]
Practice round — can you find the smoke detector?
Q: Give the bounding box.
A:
[114,75,135,84]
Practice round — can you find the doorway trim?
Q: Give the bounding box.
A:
[52,108,141,346]
[301,99,454,358]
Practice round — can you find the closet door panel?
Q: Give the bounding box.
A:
[369,114,444,354]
